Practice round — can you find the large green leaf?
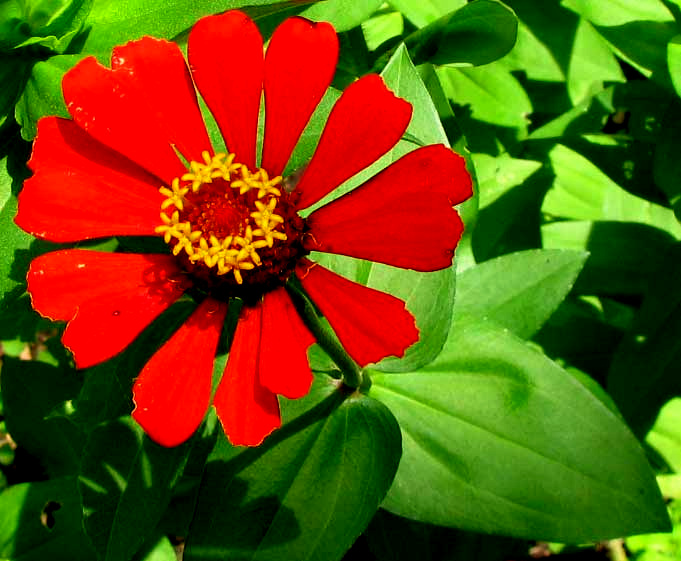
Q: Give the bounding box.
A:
[78,417,191,561]
[77,0,302,53]
[184,381,401,561]
[454,249,587,339]
[0,477,96,561]
[370,319,669,541]
[1,358,84,477]
[403,0,518,67]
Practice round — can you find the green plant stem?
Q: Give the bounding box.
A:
[286,283,364,390]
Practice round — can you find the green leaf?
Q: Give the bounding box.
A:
[543,144,681,237]
[646,398,681,473]
[404,0,518,67]
[533,297,627,378]
[607,245,681,438]
[388,0,466,28]
[1,357,84,477]
[454,249,588,339]
[668,35,681,98]
[470,155,548,262]
[566,18,625,104]
[0,477,96,561]
[371,319,670,541]
[71,300,195,429]
[0,54,31,129]
[78,0,302,54]
[184,385,402,561]
[136,535,178,561]
[542,220,677,295]
[15,54,77,141]
[437,64,532,131]
[562,0,673,27]
[78,417,191,561]
[653,103,681,220]
[563,0,676,82]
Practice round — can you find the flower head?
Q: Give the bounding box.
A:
[15,11,472,447]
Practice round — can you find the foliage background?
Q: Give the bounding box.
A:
[1,0,681,560]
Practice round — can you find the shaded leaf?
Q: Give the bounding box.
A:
[542,220,677,295]
[607,245,681,437]
[0,477,96,561]
[1,357,83,477]
[404,0,518,67]
[79,417,191,561]
[185,382,401,561]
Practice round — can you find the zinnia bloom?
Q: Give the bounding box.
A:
[15,10,472,447]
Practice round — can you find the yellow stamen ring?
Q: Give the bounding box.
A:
[154,152,288,284]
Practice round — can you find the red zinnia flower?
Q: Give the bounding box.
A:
[15,11,472,447]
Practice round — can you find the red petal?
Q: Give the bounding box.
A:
[259,287,314,399]
[16,117,164,242]
[213,304,281,446]
[28,250,188,369]
[261,17,338,176]
[296,261,418,366]
[293,74,412,210]
[132,298,227,447]
[189,11,263,169]
[62,37,212,184]
[305,145,470,271]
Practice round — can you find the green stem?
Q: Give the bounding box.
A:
[286,283,363,390]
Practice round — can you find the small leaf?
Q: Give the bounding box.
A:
[371,319,669,541]
[78,417,191,561]
[0,477,96,561]
[668,35,681,98]
[454,249,588,339]
[404,0,518,67]
[15,54,77,141]
[184,383,402,561]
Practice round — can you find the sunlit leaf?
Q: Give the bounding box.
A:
[371,319,670,541]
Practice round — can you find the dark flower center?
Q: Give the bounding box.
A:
[155,151,307,302]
